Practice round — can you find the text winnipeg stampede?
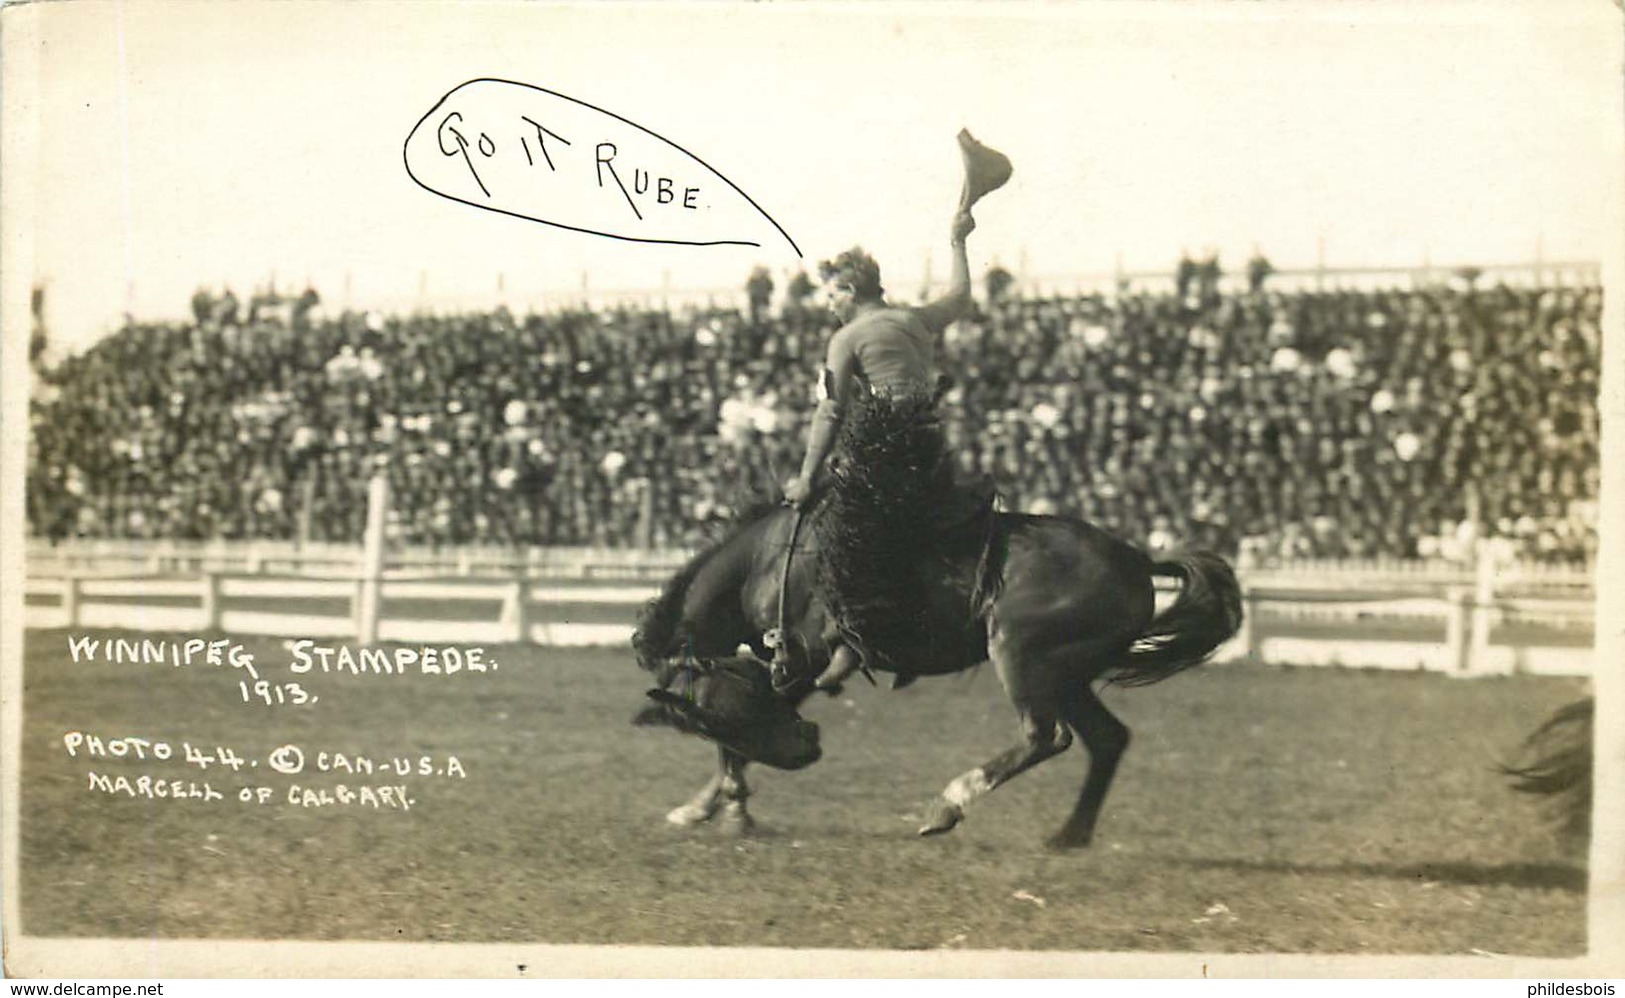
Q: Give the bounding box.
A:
[66,634,500,676]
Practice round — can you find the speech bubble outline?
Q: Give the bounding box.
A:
[403,78,801,255]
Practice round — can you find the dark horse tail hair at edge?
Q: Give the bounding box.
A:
[1501,697,1593,797]
[1109,550,1245,688]
[1500,695,1593,843]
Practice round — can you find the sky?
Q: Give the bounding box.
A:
[5,0,1622,354]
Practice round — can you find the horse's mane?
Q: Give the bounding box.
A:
[631,500,784,672]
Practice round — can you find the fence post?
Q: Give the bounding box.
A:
[1240,585,1261,661]
[62,575,81,629]
[636,482,654,550]
[355,473,389,645]
[202,572,223,631]
[1445,587,1470,673]
[1466,539,1505,675]
[499,579,529,643]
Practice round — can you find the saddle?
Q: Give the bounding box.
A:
[928,471,997,533]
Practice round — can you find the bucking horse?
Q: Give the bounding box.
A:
[631,403,1245,849]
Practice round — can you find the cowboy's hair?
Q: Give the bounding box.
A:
[818,247,885,302]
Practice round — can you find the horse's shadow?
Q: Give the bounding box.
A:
[1177,856,1587,892]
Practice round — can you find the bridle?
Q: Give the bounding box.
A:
[766,505,807,690]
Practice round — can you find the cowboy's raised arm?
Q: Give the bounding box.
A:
[783,327,859,508]
[913,211,976,335]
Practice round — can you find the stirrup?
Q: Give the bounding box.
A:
[764,629,800,692]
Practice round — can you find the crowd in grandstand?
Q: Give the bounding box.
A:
[26,268,1602,563]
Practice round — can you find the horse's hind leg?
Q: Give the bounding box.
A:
[918,710,1073,836]
[1046,680,1131,851]
[918,642,1075,836]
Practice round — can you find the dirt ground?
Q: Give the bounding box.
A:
[18,629,1589,955]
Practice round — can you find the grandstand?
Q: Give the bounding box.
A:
[25,265,1602,568]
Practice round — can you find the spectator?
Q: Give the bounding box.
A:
[1247,251,1274,294]
[25,276,1601,565]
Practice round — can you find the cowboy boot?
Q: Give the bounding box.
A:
[814,643,863,689]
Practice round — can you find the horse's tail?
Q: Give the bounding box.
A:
[1501,698,1592,851]
[1502,696,1593,840]
[1502,696,1593,794]
[1110,551,1244,688]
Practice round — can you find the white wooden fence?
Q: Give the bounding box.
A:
[26,538,691,582]
[24,573,645,647]
[23,550,1594,677]
[23,482,1594,677]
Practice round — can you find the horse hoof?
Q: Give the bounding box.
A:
[666,803,717,827]
[1043,831,1091,852]
[917,800,963,837]
[721,806,757,836]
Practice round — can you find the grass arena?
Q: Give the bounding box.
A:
[18,620,1589,955]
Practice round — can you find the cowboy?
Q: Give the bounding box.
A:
[782,210,978,509]
[778,210,978,691]
[778,130,1009,692]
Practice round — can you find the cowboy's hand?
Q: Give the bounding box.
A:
[951,210,976,244]
[783,475,813,508]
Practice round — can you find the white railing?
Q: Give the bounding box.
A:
[28,542,1592,590]
[23,552,1595,678]
[24,497,1595,677]
[24,574,652,647]
[1240,554,1592,589]
[23,566,1593,676]
[25,538,695,582]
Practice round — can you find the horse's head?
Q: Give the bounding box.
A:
[632,652,822,770]
[632,501,789,676]
[630,607,676,677]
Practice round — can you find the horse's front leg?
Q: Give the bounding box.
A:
[666,744,731,826]
[717,748,756,835]
[666,771,723,826]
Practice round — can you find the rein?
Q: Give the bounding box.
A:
[767,505,807,687]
